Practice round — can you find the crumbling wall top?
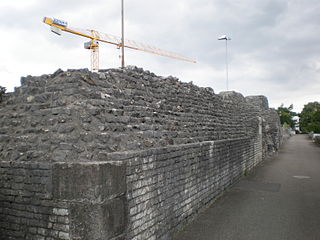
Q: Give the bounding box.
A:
[245,95,269,110]
[0,67,277,163]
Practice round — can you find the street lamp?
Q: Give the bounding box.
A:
[121,0,125,68]
[218,34,231,90]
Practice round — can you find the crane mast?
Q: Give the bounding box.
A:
[43,17,196,71]
[84,39,99,72]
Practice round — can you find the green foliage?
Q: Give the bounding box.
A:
[283,122,290,129]
[0,86,6,102]
[300,102,320,133]
[276,104,297,128]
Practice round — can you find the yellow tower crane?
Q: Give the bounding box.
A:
[43,17,196,71]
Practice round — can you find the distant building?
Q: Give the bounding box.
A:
[293,116,300,133]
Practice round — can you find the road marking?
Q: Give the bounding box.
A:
[293,175,311,179]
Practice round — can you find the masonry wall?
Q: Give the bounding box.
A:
[0,67,282,240]
[0,161,127,240]
[99,136,262,240]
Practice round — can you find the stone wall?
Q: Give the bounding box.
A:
[0,66,282,240]
[0,161,127,240]
[100,137,261,240]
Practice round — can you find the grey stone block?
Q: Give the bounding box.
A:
[52,162,126,202]
[69,196,127,240]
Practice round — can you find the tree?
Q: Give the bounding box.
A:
[276,104,297,129]
[299,102,320,133]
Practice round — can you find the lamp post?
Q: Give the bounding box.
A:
[218,35,231,90]
[121,0,125,68]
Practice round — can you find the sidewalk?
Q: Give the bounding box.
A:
[173,135,320,240]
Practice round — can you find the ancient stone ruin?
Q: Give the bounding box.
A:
[0,66,282,240]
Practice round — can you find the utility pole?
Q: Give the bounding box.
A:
[121,0,125,68]
[218,35,231,90]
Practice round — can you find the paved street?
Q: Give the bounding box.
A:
[173,135,320,240]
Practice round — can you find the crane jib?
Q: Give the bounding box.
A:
[43,16,196,71]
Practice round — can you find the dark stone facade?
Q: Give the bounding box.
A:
[0,67,282,239]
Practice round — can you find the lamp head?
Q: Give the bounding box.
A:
[218,35,231,40]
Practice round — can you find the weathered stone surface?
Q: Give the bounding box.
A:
[245,95,269,110]
[0,66,283,240]
[69,197,127,240]
[0,67,281,163]
[52,162,126,201]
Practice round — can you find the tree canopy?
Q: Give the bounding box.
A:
[299,102,320,133]
[276,104,297,129]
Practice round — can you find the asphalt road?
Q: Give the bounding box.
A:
[173,135,320,240]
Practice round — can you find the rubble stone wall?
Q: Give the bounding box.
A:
[0,67,282,240]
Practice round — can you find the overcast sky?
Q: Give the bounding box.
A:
[0,0,319,112]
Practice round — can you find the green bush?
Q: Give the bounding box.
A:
[308,122,320,133]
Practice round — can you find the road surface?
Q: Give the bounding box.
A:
[173,135,320,240]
